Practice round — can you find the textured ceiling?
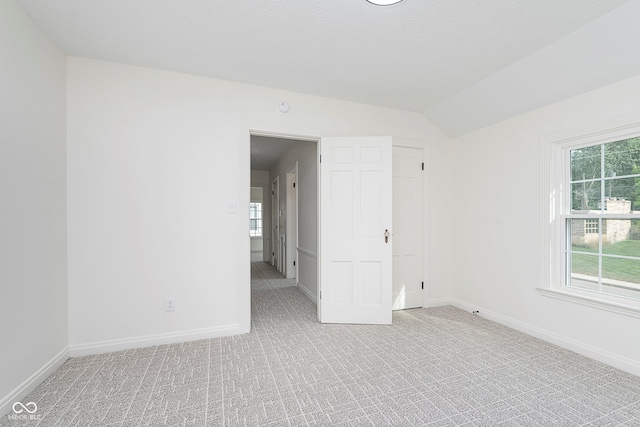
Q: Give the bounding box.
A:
[17,0,640,136]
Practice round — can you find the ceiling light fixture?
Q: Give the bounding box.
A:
[367,0,403,5]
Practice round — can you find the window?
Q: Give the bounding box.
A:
[249,202,262,237]
[567,139,640,300]
[541,116,640,317]
[584,219,599,234]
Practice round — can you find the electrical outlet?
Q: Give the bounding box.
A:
[165,298,175,312]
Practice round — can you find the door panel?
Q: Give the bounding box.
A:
[286,166,297,280]
[271,178,279,267]
[320,136,392,324]
[392,146,424,310]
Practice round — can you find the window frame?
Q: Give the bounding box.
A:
[249,202,262,237]
[540,113,640,319]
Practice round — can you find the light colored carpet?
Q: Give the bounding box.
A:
[2,258,639,426]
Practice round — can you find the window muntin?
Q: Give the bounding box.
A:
[565,137,640,300]
[249,202,262,237]
[584,219,599,234]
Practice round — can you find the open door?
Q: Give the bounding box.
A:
[319,136,392,324]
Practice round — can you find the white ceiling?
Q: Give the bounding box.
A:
[251,136,295,171]
[16,0,640,137]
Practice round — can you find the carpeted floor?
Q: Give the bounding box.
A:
[2,255,639,426]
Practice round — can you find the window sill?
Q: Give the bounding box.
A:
[537,287,640,319]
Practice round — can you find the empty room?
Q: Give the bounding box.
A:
[2,0,640,426]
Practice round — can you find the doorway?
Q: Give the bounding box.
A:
[242,127,427,333]
[248,132,319,322]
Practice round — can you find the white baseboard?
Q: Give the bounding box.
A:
[448,298,640,377]
[427,297,453,308]
[297,282,317,304]
[69,324,241,357]
[1,346,69,418]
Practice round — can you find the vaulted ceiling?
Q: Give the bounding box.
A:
[17,0,640,137]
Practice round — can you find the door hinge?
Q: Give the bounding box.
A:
[320,155,322,163]
[293,182,296,188]
[272,252,275,256]
[421,162,424,170]
[421,281,424,290]
[293,260,296,266]
[320,291,322,299]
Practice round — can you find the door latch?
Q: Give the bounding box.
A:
[384,229,390,243]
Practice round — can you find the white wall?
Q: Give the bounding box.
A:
[66,57,451,353]
[429,137,454,304]
[451,73,640,374]
[269,141,318,301]
[0,0,68,415]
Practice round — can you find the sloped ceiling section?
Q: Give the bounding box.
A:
[425,0,640,137]
[17,0,640,137]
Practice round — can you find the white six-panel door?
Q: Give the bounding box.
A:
[271,178,279,267]
[319,136,392,324]
[392,146,424,310]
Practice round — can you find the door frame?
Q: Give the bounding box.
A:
[241,123,323,334]
[240,127,430,333]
